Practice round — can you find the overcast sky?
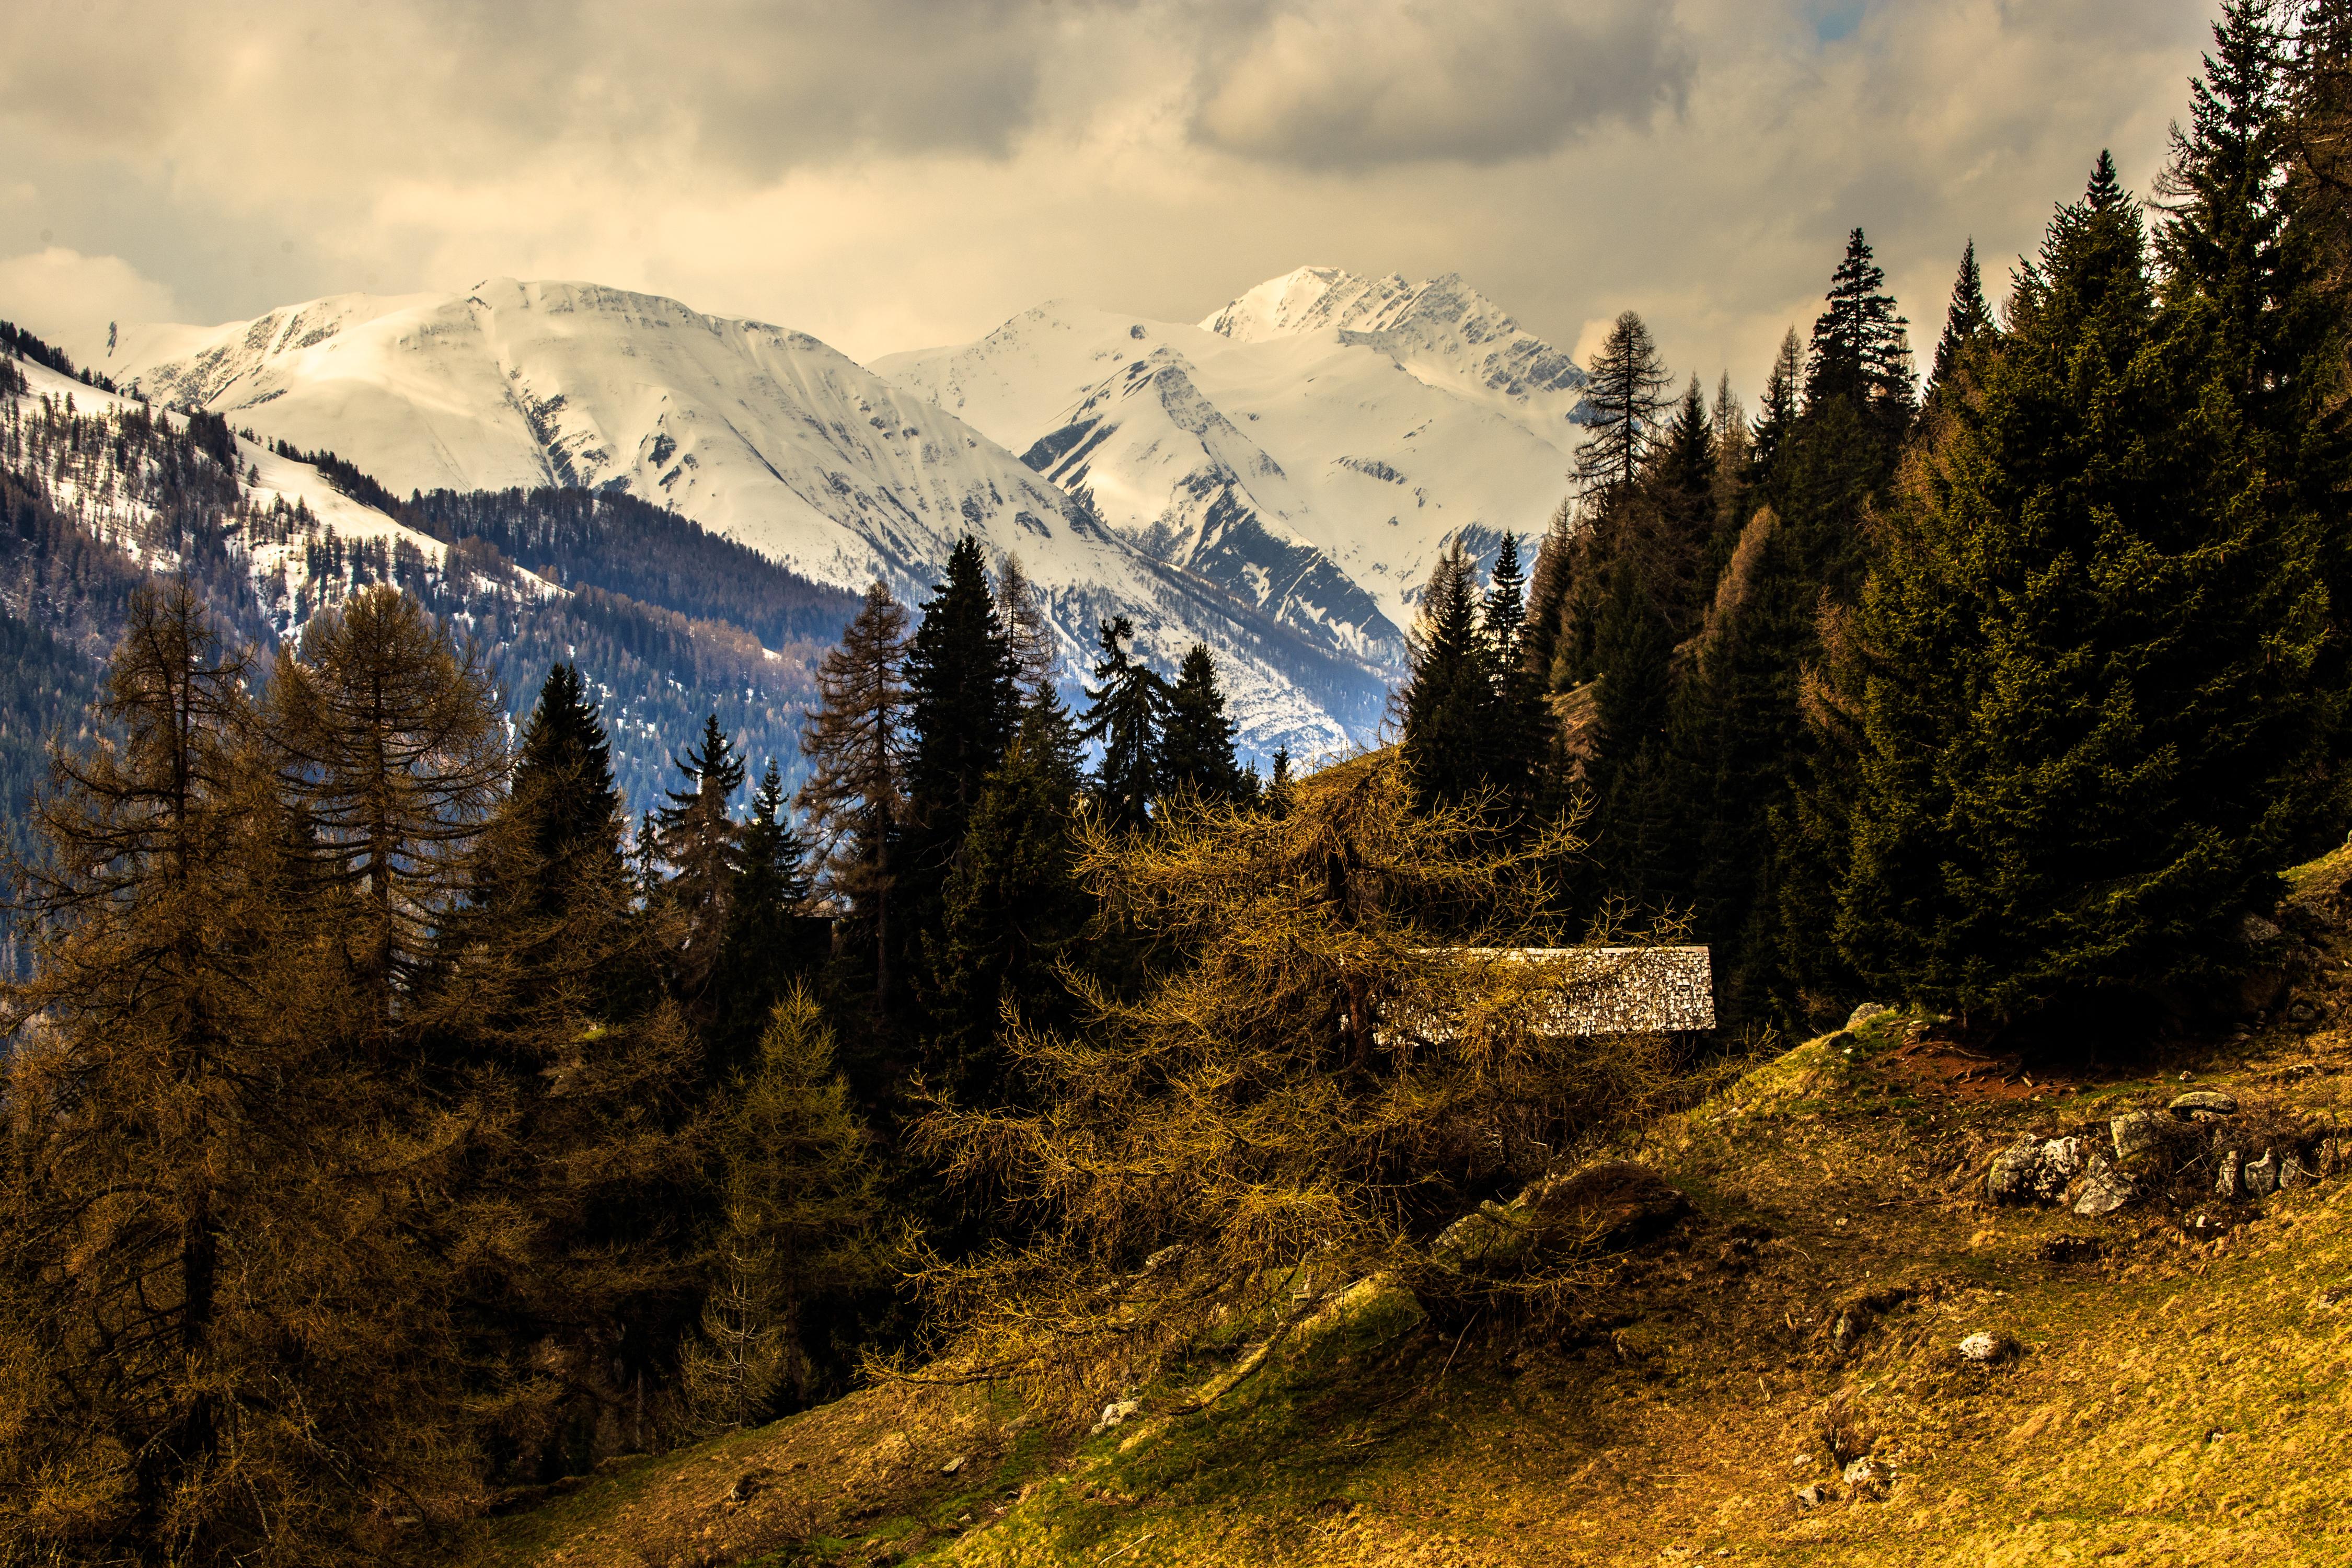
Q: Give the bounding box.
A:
[1,0,2219,399]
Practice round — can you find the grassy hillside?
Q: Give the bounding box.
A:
[465,863,2352,1568]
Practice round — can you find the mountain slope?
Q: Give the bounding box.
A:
[873,267,1590,656]
[73,282,1390,758]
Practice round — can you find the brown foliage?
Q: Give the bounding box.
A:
[902,753,1678,1422]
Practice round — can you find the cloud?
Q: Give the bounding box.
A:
[1190,0,1691,168]
[0,0,2222,404]
[0,249,185,346]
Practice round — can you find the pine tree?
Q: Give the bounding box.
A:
[1572,310,1675,499]
[1831,156,2332,1021]
[919,690,1092,1106]
[500,663,625,924]
[1926,239,1995,404]
[681,986,885,1428]
[1805,228,1916,443]
[1520,498,1578,682]
[2162,6,2352,758]
[1479,533,1552,812]
[1159,643,1251,803]
[709,761,823,1078]
[1482,532,1529,662]
[904,536,1020,880]
[1399,543,1497,809]
[1583,560,1677,901]
[653,714,747,1008]
[1750,327,1806,489]
[797,582,912,1012]
[1080,615,1165,831]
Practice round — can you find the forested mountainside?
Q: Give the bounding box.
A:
[0,339,863,897]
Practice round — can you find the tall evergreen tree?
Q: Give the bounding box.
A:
[1926,239,1995,402]
[1159,643,1250,803]
[1521,499,1578,683]
[1399,543,1497,809]
[1750,327,1806,489]
[1480,533,1552,811]
[1080,616,1165,831]
[1572,310,1675,498]
[919,690,1092,1106]
[498,663,625,923]
[707,761,823,1078]
[1830,156,2332,1021]
[653,714,746,1009]
[903,536,1020,881]
[1583,560,1678,901]
[1805,228,1917,443]
[797,583,912,1014]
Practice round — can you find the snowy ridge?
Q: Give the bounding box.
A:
[74,281,1391,758]
[4,354,567,648]
[875,267,1590,660]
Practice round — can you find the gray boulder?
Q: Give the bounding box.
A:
[1987,1134,2088,1205]
[2073,1158,2135,1216]
[2216,1148,2242,1200]
[2169,1091,2238,1119]
[2244,1151,2280,1196]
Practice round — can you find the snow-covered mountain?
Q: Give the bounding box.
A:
[873,267,1590,664]
[72,280,1393,758]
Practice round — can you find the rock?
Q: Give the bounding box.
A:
[2073,1158,2135,1216]
[1958,1331,2004,1363]
[2244,1151,2280,1196]
[1793,1482,1834,1509]
[725,1467,777,1504]
[1846,1001,1894,1030]
[2111,1111,2168,1162]
[2279,1154,2313,1191]
[1088,1399,1140,1436]
[2216,1148,2242,1200]
[1841,1456,1889,1500]
[1986,1134,2044,1204]
[940,1455,966,1475]
[1433,1161,1689,1275]
[2239,913,2284,946]
[2289,999,2321,1027]
[1989,1134,2090,1205]
[2169,1090,2238,1119]
[1831,1312,1859,1354]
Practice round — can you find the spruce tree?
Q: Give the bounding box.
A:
[653,714,747,1008]
[1080,615,1165,830]
[1926,239,1994,403]
[1479,533,1552,811]
[995,551,1059,698]
[1399,543,1497,808]
[920,689,1092,1106]
[1520,499,1578,683]
[1750,327,1806,492]
[903,535,1020,881]
[1832,157,2331,1021]
[1583,560,1677,901]
[708,761,822,1078]
[1805,228,1917,444]
[1572,310,1675,499]
[1159,643,1250,803]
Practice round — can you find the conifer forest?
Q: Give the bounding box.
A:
[7,4,2352,1564]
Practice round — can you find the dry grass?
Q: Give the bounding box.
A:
[475,953,2352,1568]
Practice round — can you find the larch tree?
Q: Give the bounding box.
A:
[797,582,912,1012]
[1572,310,1675,500]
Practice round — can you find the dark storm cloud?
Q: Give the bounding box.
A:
[1187,0,1692,169]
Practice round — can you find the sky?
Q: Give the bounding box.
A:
[1,0,2222,400]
